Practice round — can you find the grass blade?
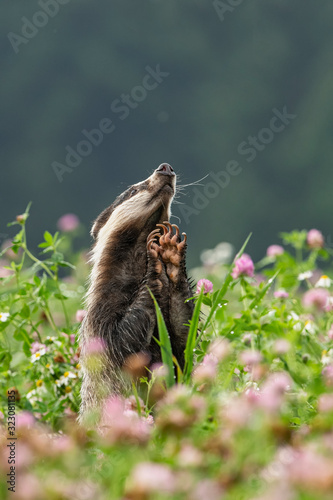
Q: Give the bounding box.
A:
[249,270,280,310]
[149,289,175,388]
[183,288,204,384]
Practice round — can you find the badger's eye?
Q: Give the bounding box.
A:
[130,188,137,196]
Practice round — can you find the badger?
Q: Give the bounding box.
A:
[79,163,194,420]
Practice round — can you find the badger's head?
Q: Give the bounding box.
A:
[91,163,176,245]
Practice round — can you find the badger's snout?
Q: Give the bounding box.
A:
[155,163,175,177]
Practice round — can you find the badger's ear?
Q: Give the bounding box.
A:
[91,221,98,240]
[90,215,107,240]
[90,204,114,240]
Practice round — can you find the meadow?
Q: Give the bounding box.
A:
[1,206,333,499]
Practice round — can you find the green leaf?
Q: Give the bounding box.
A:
[149,289,175,388]
[12,231,23,244]
[20,304,30,319]
[0,349,12,371]
[58,260,76,270]
[280,230,307,250]
[38,242,52,250]
[51,251,64,262]
[13,329,31,345]
[13,330,24,341]
[44,231,53,245]
[202,295,212,307]
[183,288,204,383]
[54,293,68,300]
[33,275,41,286]
[23,342,32,357]
[35,401,48,413]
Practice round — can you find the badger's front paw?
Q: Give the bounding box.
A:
[156,222,187,283]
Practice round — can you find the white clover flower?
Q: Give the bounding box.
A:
[26,385,47,402]
[57,371,77,386]
[46,336,62,346]
[26,389,38,403]
[0,312,10,322]
[31,348,46,363]
[244,381,260,392]
[288,312,302,332]
[36,382,47,395]
[260,310,277,325]
[298,271,313,281]
[288,312,299,321]
[321,349,333,366]
[45,363,54,374]
[303,320,317,335]
[295,323,303,333]
[315,275,332,288]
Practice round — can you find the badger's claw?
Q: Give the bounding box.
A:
[147,228,161,250]
[171,224,180,244]
[153,223,187,283]
[177,232,187,251]
[156,223,168,235]
[156,223,168,245]
[162,221,173,244]
[171,224,180,236]
[147,228,161,260]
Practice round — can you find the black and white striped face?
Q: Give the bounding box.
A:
[91,164,176,241]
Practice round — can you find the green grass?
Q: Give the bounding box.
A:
[1,210,333,499]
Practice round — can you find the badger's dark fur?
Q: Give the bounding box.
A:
[79,163,194,420]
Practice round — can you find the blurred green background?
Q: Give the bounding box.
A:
[1,0,333,267]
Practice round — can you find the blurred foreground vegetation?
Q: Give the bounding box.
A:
[1,210,333,498]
